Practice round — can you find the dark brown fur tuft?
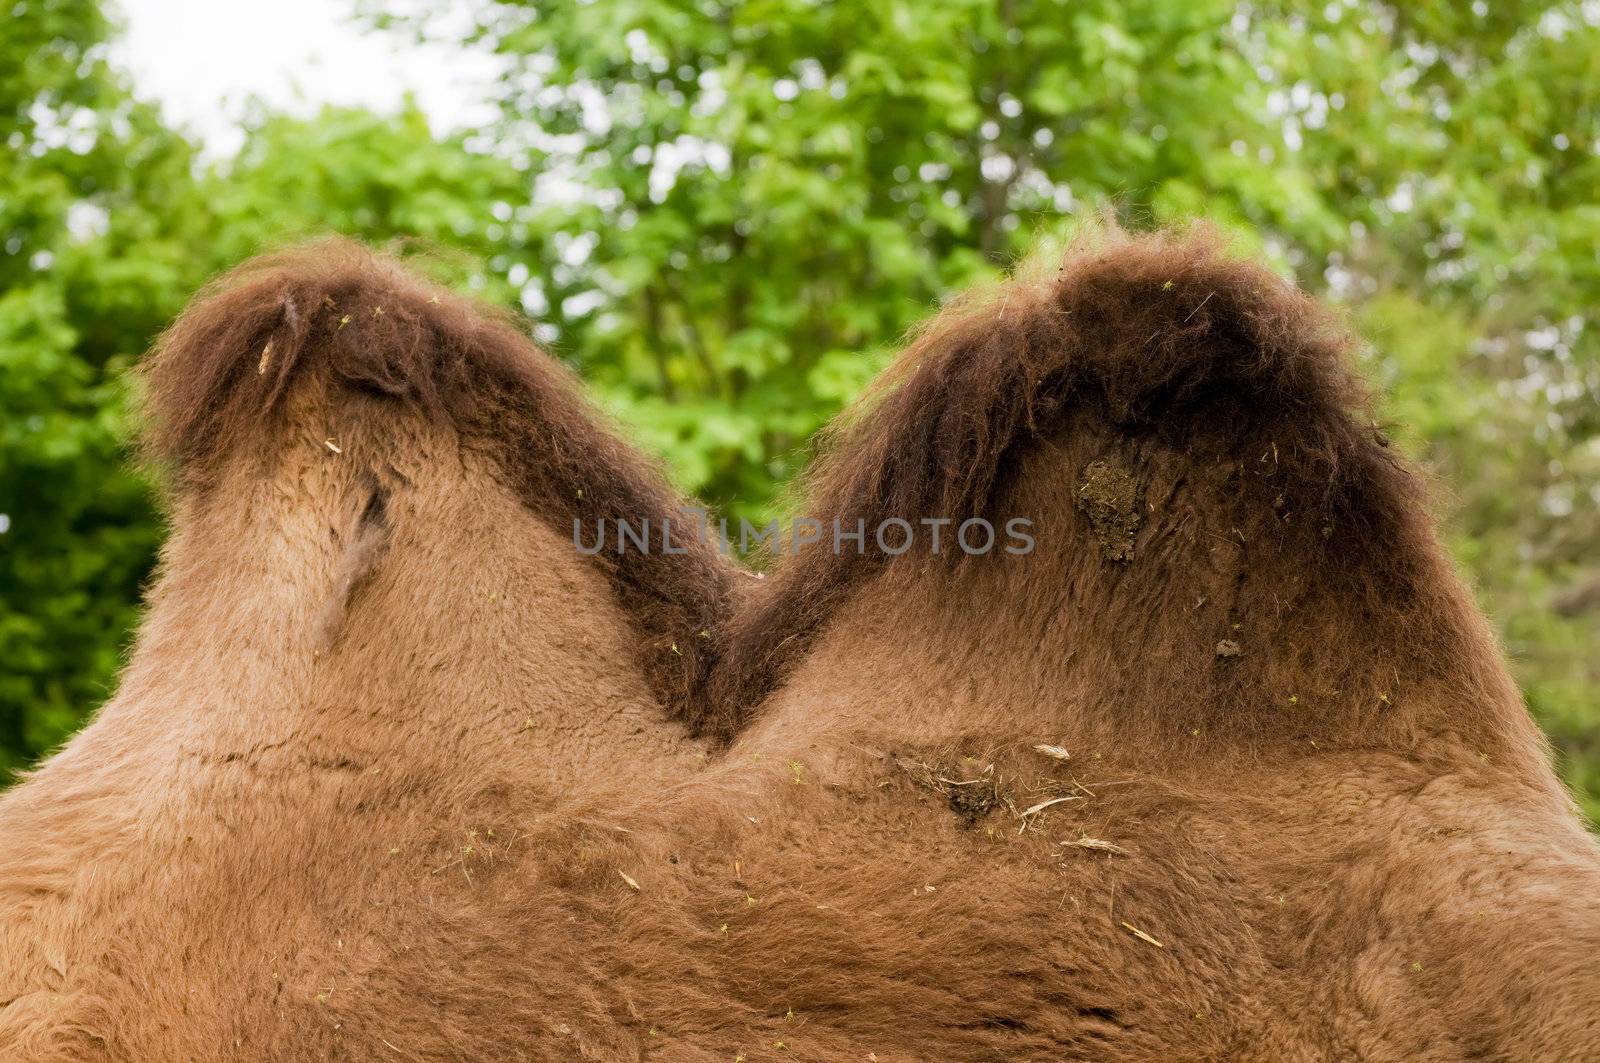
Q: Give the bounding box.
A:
[140,238,734,731]
[708,224,1423,736]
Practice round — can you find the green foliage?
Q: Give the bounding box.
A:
[0,0,195,775]
[434,0,1344,515]
[2,0,1596,817]
[0,3,522,777]
[203,103,529,287]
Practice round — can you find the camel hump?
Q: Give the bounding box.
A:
[711,225,1428,730]
[142,239,737,733]
[140,238,523,479]
[804,222,1402,538]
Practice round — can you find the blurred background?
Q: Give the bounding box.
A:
[1,0,1595,815]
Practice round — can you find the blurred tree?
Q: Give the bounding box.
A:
[375,0,1342,514]
[201,102,529,294]
[0,0,199,777]
[0,2,523,779]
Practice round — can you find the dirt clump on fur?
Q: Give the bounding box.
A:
[1076,459,1141,561]
[889,753,1000,826]
[888,747,1101,830]
[944,779,999,824]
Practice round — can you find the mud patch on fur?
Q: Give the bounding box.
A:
[944,779,999,824]
[891,754,999,827]
[1076,459,1141,561]
[887,747,1091,830]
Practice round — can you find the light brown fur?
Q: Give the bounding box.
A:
[2,229,1596,1061]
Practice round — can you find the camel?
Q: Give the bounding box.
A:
[2,228,1596,1061]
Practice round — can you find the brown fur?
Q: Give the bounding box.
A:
[141,239,735,729]
[2,228,1598,1061]
[709,225,1426,738]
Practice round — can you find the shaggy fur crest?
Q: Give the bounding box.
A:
[140,240,734,730]
[711,225,1422,735]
